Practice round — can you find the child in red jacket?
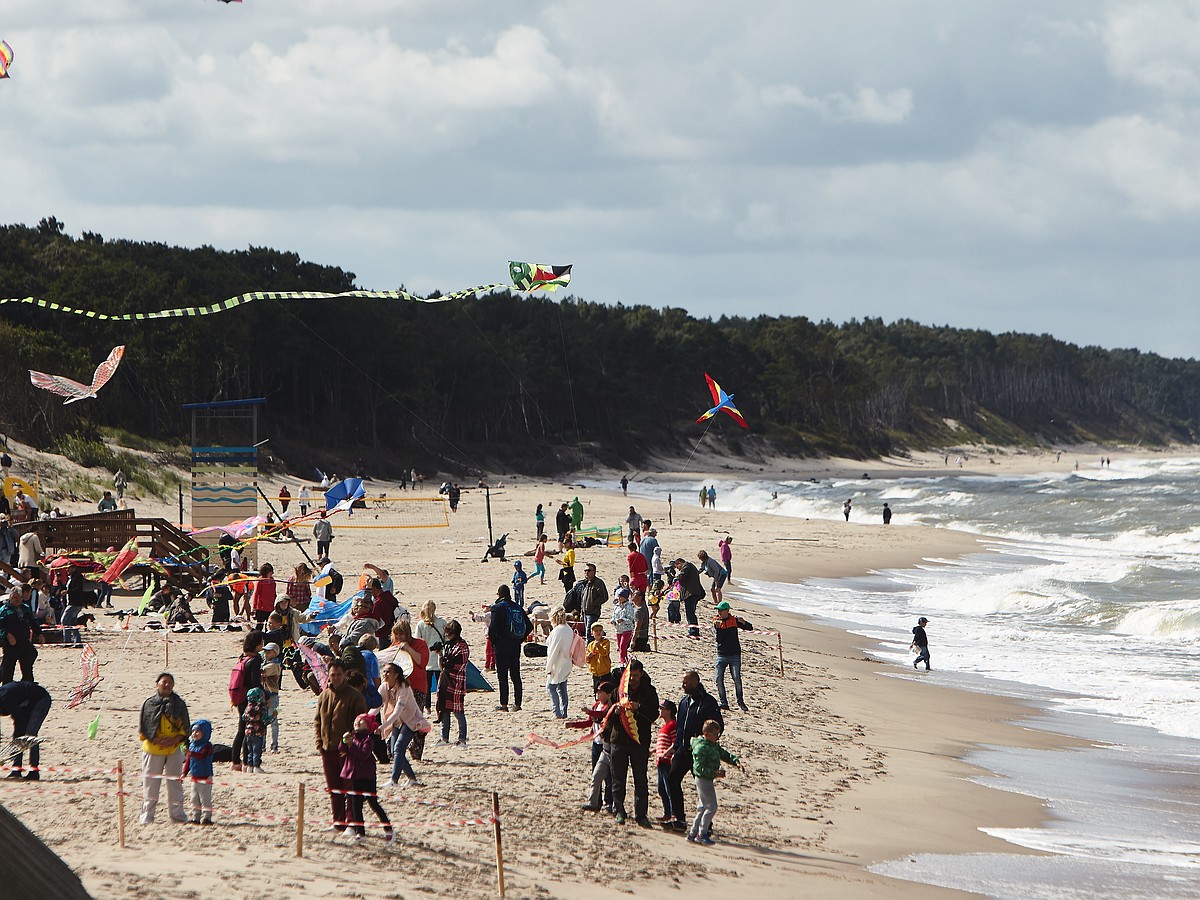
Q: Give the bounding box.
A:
[655,699,677,822]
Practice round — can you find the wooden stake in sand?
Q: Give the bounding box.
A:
[652,616,658,652]
[492,791,505,898]
[295,783,305,858]
[116,760,126,849]
[777,633,785,676]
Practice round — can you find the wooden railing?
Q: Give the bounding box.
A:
[14,510,208,571]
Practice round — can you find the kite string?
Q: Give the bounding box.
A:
[556,304,588,471]
[667,415,717,499]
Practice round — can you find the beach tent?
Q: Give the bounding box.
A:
[298,592,362,635]
[466,661,493,692]
[574,525,625,548]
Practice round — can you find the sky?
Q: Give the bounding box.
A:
[4,1,1200,358]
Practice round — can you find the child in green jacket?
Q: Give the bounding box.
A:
[688,719,740,845]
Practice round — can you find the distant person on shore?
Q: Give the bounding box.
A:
[535,503,545,540]
[313,512,333,557]
[620,475,629,496]
[570,496,584,531]
[707,486,717,509]
[843,498,852,521]
[278,485,291,514]
[556,503,571,550]
[696,550,727,604]
[882,503,892,525]
[699,487,707,508]
[718,536,733,583]
[98,491,117,513]
[910,617,931,671]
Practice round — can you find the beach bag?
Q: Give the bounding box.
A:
[327,569,343,597]
[506,604,530,641]
[228,656,250,706]
[570,633,587,668]
[523,642,547,658]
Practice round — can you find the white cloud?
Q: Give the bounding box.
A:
[761,84,914,124]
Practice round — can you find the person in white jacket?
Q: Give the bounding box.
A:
[544,607,575,719]
[377,663,430,787]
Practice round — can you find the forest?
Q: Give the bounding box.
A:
[1,218,1197,477]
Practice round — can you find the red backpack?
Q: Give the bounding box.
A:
[228,656,250,706]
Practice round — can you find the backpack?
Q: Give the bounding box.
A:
[327,569,343,597]
[570,632,587,668]
[228,656,250,706]
[506,603,530,641]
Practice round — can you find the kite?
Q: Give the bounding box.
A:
[0,261,572,322]
[99,538,139,585]
[190,514,267,540]
[29,345,125,404]
[297,642,329,692]
[324,477,366,511]
[511,731,593,755]
[66,645,103,709]
[696,371,748,428]
[0,41,12,79]
[509,262,571,292]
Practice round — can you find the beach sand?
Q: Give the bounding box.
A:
[5,440,1185,898]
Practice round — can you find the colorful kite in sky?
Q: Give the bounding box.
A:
[0,41,13,79]
[0,262,572,321]
[509,262,572,292]
[696,372,748,428]
[29,345,125,404]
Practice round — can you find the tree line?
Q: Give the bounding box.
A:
[0,218,1196,476]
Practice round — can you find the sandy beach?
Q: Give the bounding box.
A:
[1,441,1179,899]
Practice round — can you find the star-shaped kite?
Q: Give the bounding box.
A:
[696,372,748,428]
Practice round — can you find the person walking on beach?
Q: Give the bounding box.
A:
[911,617,931,671]
[621,475,629,496]
[313,512,333,558]
[707,486,717,509]
[578,564,609,636]
[298,486,311,517]
[843,498,852,521]
[673,557,706,638]
[699,487,707,508]
[664,670,722,832]
[882,503,892,525]
[625,506,643,545]
[114,469,128,500]
[556,503,571,550]
[713,601,752,711]
[718,536,733,583]
[696,550,727,605]
[489,585,531,712]
[315,660,366,837]
[535,503,545,540]
[570,496,584,531]
[139,672,190,824]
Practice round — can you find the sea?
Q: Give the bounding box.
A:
[587,457,1200,898]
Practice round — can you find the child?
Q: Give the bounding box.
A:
[512,561,528,608]
[586,623,612,691]
[261,643,283,752]
[655,700,677,822]
[610,588,635,665]
[575,681,614,813]
[532,535,548,585]
[340,713,394,843]
[647,578,664,621]
[202,572,232,625]
[241,687,273,773]
[688,719,740,845]
[632,590,650,652]
[182,719,215,825]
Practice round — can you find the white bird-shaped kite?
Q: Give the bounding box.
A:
[29,345,126,404]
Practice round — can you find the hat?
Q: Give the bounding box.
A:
[264,642,280,654]
[616,587,631,599]
[918,617,928,624]
[715,601,731,611]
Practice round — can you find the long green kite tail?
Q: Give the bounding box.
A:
[0,262,571,321]
[87,714,100,740]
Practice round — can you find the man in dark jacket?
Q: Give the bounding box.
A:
[0,588,38,684]
[673,558,706,638]
[488,585,532,711]
[603,659,659,827]
[577,564,609,635]
[555,503,571,549]
[664,669,723,831]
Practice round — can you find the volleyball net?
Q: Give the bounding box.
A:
[328,495,449,529]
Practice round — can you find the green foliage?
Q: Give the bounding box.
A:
[2,222,1198,474]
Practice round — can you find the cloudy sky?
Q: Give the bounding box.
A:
[4,1,1200,357]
